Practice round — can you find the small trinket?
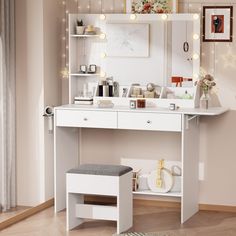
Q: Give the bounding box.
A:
[137,99,146,108]
[130,100,136,109]
[169,103,176,111]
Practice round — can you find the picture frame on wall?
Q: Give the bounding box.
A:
[125,0,178,14]
[203,6,233,42]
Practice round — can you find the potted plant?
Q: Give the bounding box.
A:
[76,19,84,35]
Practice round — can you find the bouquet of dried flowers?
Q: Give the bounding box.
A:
[132,0,171,14]
[195,74,216,94]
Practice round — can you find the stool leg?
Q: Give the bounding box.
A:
[67,193,84,231]
[117,172,133,234]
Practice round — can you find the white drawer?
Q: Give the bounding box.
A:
[118,112,182,132]
[56,110,117,129]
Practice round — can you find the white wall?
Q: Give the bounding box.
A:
[15,0,61,206]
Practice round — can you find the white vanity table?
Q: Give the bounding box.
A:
[54,13,228,224]
[54,105,227,223]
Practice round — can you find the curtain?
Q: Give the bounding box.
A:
[0,0,16,212]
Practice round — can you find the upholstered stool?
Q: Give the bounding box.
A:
[66,164,133,234]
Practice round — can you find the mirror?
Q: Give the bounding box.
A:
[99,14,200,87]
[69,14,200,107]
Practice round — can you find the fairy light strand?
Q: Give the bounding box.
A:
[60,0,125,79]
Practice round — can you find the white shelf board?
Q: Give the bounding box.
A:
[133,190,182,197]
[70,73,100,77]
[70,34,100,38]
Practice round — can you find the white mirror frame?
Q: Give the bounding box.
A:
[102,14,201,85]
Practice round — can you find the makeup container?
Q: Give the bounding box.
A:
[137,99,146,108]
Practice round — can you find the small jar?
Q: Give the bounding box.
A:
[137,99,146,108]
[130,100,136,109]
[169,103,176,111]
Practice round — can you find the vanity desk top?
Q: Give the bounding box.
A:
[55,104,228,116]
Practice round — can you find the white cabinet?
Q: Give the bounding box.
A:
[56,109,117,129]
[118,112,182,132]
[54,106,228,223]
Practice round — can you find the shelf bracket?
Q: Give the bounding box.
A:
[186,115,200,129]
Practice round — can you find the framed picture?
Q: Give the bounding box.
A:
[126,0,178,14]
[203,6,233,42]
[106,23,149,57]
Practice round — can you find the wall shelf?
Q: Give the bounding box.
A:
[70,73,100,77]
[133,190,182,197]
[70,34,100,38]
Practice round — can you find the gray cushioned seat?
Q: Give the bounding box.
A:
[67,164,133,176]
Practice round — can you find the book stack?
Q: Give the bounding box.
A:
[74,97,93,105]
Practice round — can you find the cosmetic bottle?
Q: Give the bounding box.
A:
[98,81,104,97]
[108,81,113,97]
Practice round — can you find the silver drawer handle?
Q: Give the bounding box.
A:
[147,120,151,124]
[83,118,88,121]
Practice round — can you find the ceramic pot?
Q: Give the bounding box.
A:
[76,26,85,35]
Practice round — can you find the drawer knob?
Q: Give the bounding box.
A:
[147,120,151,124]
[83,118,88,121]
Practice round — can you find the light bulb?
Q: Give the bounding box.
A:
[100,71,106,78]
[193,53,199,60]
[100,14,106,20]
[130,14,137,20]
[193,14,199,20]
[99,33,106,39]
[193,34,199,40]
[193,73,199,80]
[161,14,168,20]
[100,52,107,58]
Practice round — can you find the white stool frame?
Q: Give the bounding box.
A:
[66,171,133,234]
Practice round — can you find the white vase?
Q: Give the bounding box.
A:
[76,26,85,35]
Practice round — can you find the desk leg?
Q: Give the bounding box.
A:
[181,115,199,223]
[54,127,79,212]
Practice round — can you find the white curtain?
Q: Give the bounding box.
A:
[0,0,16,212]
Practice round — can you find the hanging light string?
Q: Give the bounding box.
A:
[60,0,69,79]
[60,0,124,79]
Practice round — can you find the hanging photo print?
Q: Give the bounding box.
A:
[203,6,233,42]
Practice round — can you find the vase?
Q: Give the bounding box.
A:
[200,90,210,109]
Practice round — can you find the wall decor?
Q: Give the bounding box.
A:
[203,6,233,42]
[126,0,178,13]
[106,23,149,57]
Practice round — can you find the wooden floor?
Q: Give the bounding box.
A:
[0,207,31,224]
[1,204,236,236]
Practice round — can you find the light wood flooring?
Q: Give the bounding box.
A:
[1,204,236,236]
[0,207,30,224]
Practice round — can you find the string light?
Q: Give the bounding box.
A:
[193,73,199,80]
[130,14,137,20]
[100,71,106,78]
[193,34,199,40]
[101,52,107,58]
[100,14,106,20]
[193,14,199,20]
[193,53,199,60]
[99,33,106,39]
[61,67,69,79]
[161,14,168,20]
